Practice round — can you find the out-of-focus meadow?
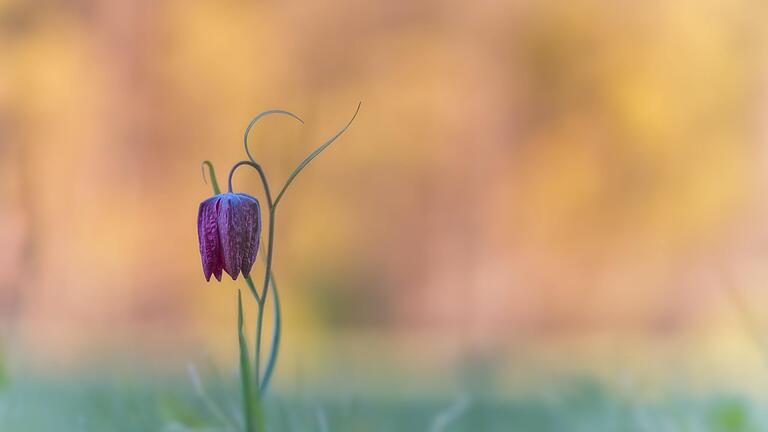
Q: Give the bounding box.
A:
[3,0,768,430]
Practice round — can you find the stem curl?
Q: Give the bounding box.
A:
[227,160,274,209]
[244,110,304,165]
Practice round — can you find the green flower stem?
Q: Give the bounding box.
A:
[254,295,265,394]
[228,160,276,398]
[260,271,281,393]
[236,290,255,432]
[253,205,275,399]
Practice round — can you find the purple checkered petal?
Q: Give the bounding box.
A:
[236,193,261,278]
[197,196,224,282]
[198,192,262,282]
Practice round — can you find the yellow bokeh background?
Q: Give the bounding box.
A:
[2,0,768,393]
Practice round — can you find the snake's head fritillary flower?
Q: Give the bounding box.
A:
[197,193,261,281]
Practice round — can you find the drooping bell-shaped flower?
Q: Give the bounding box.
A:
[197,193,261,281]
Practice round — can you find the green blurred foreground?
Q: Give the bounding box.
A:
[0,372,764,432]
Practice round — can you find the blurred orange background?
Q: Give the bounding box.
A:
[2,0,768,394]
